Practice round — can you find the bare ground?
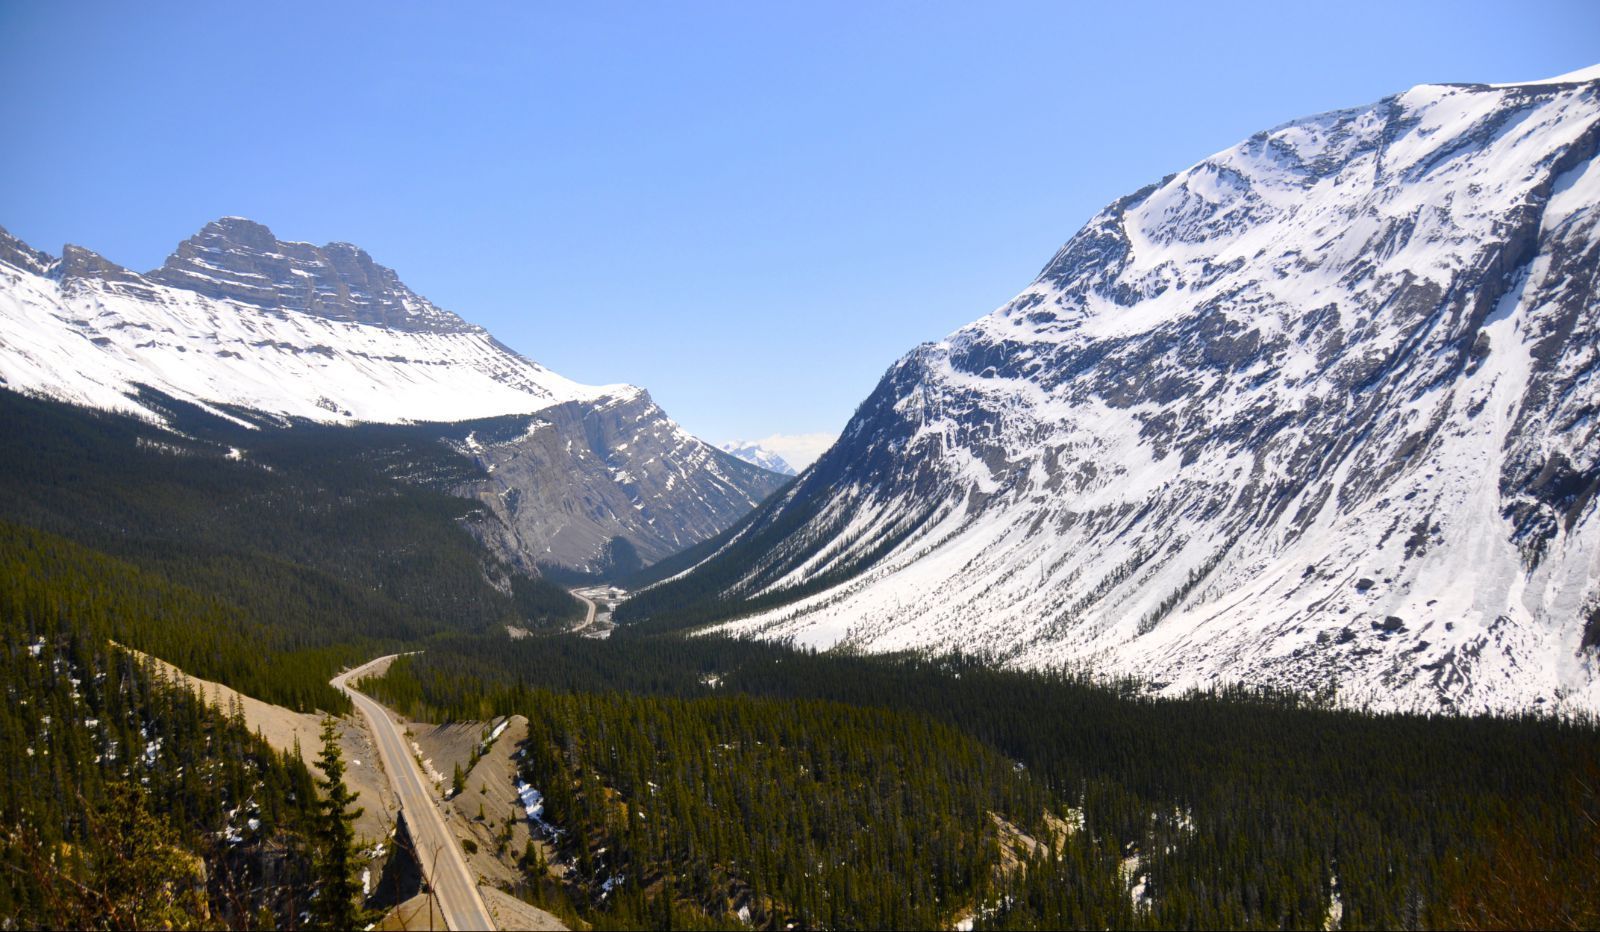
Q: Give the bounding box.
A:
[381,713,566,929]
[410,717,554,886]
[129,647,397,843]
[480,886,568,931]
[373,892,440,931]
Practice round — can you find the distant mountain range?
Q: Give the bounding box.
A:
[624,66,1600,713]
[720,441,798,476]
[0,217,788,572]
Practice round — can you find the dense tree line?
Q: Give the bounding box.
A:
[0,519,356,713]
[372,659,1110,929]
[364,634,1600,930]
[0,389,581,709]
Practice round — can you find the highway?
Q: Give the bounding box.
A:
[570,589,597,633]
[332,656,496,931]
[568,587,621,639]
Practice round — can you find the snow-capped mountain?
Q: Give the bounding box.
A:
[0,217,619,423]
[720,441,798,476]
[0,217,787,570]
[636,66,1600,713]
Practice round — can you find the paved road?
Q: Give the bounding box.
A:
[567,588,620,639]
[569,589,597,633]
[332,656,496,931]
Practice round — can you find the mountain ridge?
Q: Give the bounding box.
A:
[0,218,788,572]
[145,216,484,335]
[0,216,628,422]
[720,440,798,476]
[625,68,1600,713]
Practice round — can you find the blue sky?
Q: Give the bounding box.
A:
[2,2,1596,454]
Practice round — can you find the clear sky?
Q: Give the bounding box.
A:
[2,2,1595,454]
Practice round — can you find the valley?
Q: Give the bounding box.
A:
[1,35,1598,931]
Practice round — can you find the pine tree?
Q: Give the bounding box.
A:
[309,716,364,930]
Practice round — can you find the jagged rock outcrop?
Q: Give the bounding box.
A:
[0,225,55,277]
[147,217,478,333]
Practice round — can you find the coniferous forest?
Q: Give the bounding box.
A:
[0,389,579,927]
[362,635,1600,931]
[12,5,1600,929]
[0,520,325,927]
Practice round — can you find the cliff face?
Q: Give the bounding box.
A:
[146,216,480,334]
[450,392,786,572]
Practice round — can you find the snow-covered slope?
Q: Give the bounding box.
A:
[0,217,623,424]
[0,218,787,570]
[647,69,1600,713]
[720,441,798,476]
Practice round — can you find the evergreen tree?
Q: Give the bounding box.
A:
[15,785,211,930]
[309,717,364,931]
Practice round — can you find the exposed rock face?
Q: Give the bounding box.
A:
[646,69,1600,713]
[0,225,54,277]
[147,217,478,334]
[0,218,786,572]
[453,395,786,570]
[59,244,155,293]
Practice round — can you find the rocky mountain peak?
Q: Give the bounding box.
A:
[0,217,784,578]
[0,225,56,278]
[146,217,480,334]
[720,441,797,476]
[195,215,278,250]
[57,244,147,289]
